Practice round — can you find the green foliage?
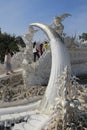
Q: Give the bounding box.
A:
[79,33,87,41]
[0,31,25,63]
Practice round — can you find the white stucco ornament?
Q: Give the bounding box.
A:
[0,22,80,130]
[30,23,71,113]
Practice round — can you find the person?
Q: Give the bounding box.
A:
[33,42,40,62]
[43,41,49,51]
[4,48,13,75]
[39,43,44,55]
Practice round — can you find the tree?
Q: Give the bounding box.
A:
[79,33,87,41]
[0,31,25,63]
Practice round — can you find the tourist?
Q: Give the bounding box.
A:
[33,42,40,62]
[4,48,13,75]
[43,41,49,51]
[39,43,44,55]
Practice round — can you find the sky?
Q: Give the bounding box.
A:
[0,0,87,41]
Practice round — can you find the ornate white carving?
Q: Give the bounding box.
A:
[52,13,71,35]
[0,20,84,130]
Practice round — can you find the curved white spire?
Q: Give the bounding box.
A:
[30,23,71,112]
[0,23,71,116]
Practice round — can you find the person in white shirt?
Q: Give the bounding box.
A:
[4,48,13,75]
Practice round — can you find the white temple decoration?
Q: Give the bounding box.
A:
[0,66,81,130]
[10,13,87,77]
[52,13,71,35]
[40,67,81,130]
[0,14,86,130]
[22,26,38,86]
[23,26,38,64]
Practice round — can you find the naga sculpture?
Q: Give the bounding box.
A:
[0,21,80,129]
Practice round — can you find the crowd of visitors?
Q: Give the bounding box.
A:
[33,41,49,62]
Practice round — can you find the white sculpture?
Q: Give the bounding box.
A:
[10,14,87,78]
[0,22,80,130]
[22,26,38,86]
[52,13,71,35]
[28,23,71,113]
